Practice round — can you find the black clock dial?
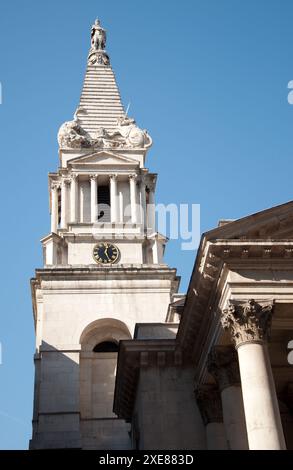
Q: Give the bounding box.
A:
[93,242,120,264]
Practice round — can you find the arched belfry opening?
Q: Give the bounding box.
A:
[79,319,131,423]
[93,341,119,353]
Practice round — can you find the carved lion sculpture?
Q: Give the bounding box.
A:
[115,116,152,148]
[57,120,93,149]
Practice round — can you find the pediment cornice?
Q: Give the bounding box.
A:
[68,150,139,167]
[205,200,293,241]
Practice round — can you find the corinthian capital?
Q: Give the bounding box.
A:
[146,179,155,192]
[62,178,71,186]
[51,181,60,191]
[221,299,274,348]
[207,345,240,391]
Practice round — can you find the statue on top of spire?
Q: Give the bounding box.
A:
[88,19,110,66]
[91,19,106,50]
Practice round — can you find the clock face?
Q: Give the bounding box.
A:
[93,242,120,265]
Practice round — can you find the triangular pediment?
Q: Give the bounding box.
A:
[68,150,139,167]
[205,200,293,241]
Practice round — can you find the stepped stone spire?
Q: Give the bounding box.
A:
[57,19,152,151]
[77,18,125,135]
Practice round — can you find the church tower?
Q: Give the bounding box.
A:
[30,19,179,450]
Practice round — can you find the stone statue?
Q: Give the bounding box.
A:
[58,113,152,150]
[88,19,109,65]
[57,119,92,149]
[115,116,152,148]
[91,19,106,50]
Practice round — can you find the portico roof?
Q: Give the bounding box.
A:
[177,199,293,362]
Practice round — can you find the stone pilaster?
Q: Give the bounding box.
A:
[207,345,240,392]
[50,182,59,233]
[196,388,223,425]
[196,387,228,450]
[61,178,71,229]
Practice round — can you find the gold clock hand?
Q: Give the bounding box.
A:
[104,244,111,261]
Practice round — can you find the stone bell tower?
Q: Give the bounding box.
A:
[30,19,179,450]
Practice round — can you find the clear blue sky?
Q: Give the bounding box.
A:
[1,0,293,449]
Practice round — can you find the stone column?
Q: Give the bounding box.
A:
[208,345,248,449]
[129,174,138,224]
[221,300,286,450]
[118,190,124,223]
[140,176,147,229]
[60,178,70,230]
[151,239,158,264]
[196,388,228,449]
[110,174,117,223]
[50,183,59,233]
[70,174,78,224]
[147,182,155,233]
[79,183,85,223]
[90,174,98,223]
